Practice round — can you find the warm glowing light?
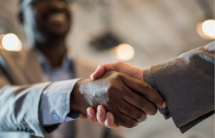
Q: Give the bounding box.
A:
[113,43,135,61]
[0,34,4,39]
[2,33,22,51]
[0,34,4,50]
[196,19,215,39]
[202,20,215,37]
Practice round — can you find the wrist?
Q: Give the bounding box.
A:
[70,79,91,114]
[70,80,82,113]
[143,68,157,89]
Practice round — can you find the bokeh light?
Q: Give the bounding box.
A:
[2,33,22,51]
[196,19,215,40]
[112,43,135,61]
[202,20,215,37]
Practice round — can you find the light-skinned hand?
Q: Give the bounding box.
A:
[91,61,144,81]
[80,105,121,130]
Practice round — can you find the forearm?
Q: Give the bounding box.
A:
[144,42,214,132]
[0,82,51,137]
[0,79,81,137]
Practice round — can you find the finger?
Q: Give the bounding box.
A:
[114,61,144,81]
[118,100,146,122]
[121,74,166,108]
[97,105,107,125]
[104,112,114,127]
[105,112,122,130]
[79,113,88,119]
[116,110,139,128]
[91,63,115,80]
[90,61,144,81]
[123,89,158,115]
[87,107,97,122]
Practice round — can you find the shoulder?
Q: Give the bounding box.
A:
[0,49,32,59]
[0,49,32,67]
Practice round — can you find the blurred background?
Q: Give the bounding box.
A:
[0,0,214,138]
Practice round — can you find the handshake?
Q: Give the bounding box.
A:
[70,61,166,129]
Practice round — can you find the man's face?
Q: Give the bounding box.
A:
[20,0,72,40]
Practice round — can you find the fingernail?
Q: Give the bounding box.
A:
[90,73,94,80]
[107,114,110,119]
[98,106,103,115]
[105,114,110,126]
[162,101,167,108]
[87,109,93,118]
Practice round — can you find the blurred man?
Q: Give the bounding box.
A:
[0,0,165,138]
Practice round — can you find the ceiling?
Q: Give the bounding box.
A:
[0,0,214,68]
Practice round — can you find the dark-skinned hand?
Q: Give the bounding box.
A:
[70,71,165,128]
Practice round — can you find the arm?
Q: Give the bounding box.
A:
[0,66,47,136]
[150,41,214,132]
[0,82,51,137]
[89,41,214,132]
[0,68,164,137]
[0,65,81,137]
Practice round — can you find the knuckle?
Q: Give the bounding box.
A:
[124,106,133,116]
[137,98,147,108]
[143,85,151,92]
[111,72,121,80]
[117,61,123,64]
[137,82,143,90]
[106,86,115,94]
[115,61,123,66]
[106,87,118,101]
[125,90,134,99]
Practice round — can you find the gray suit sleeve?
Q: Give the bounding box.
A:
[149,41,214,133]
[0,71,51,137]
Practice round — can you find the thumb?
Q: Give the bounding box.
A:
[91,64,115,80]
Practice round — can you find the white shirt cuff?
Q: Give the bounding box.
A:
[39,79,81,126]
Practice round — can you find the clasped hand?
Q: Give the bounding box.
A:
[72,62,166,129]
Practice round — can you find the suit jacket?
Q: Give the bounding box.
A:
[151,41,214,133]
[0,49,123,138]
